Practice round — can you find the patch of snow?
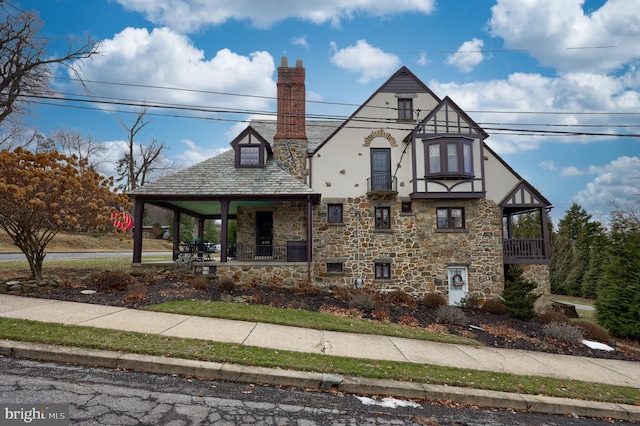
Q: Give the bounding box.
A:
[582,340,614,351]
[355,396,421,408]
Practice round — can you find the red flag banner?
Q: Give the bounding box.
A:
[110,210,134,231]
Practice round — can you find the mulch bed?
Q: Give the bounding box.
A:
[9,267,640,363]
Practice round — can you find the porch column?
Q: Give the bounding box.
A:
[220,199,229,262]
[541,207,550,258]
[172,211,181,261]
[306,195,313,282]
[132,198,144,264]
[197,217,205,240]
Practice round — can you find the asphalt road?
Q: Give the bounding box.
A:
[0,357,630,426]
[0,252,170,262]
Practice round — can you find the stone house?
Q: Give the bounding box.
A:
[129,57,552,305]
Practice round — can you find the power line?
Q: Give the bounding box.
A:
[27,92,640,139]
[52,75,640,117]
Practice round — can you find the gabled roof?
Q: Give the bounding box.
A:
[312,66,441,154]
[405,96,489,141]
[129,149,319,198]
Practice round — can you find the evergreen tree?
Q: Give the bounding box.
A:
[501,265,541,321]
[596,212,640,340]
[581,223,609,299]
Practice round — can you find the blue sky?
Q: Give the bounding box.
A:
[20,0,640,225]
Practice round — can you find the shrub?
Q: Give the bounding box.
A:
[542,322,584,343]
[384,290,416,306]
[481,298,506,315]
[435,305,468,326]
[192,275,211,291]
[422,292,447,309]
[217,277,236,294]
[90,270,132,292]
[538,310,570,324]
[501,265,541,321]
[349,291,376,311]
[458,293,482,309]
[571,319,611,343]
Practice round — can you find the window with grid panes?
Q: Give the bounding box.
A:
[375,206,391,229]
[375,263,391,279]
[327,204,343,223]
[437,207,465,229]
[425,138,473,178]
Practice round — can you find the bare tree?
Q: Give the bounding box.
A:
[0,1,98,127]
[0,124,37,149]
[117,107,172,191]
[49,128,107,172]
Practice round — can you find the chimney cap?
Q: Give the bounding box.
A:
[279,56,303,68]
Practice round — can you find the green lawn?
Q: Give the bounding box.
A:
[0,317,638,406]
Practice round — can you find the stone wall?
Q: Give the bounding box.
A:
[227,197,551,302]
[520,263,552,311]
[215,262,310,287]
[312,197,506,299]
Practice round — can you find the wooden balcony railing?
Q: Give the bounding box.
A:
[503,238,548,263]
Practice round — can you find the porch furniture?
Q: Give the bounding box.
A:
[178,242,215,262]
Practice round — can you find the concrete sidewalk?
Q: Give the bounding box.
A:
[0,293,639,421]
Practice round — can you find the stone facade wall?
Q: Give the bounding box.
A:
[520,263,552,311]
[215,262,309,287]
[228,198,551,302]
[235,202,307,247]
[312,197,506,299]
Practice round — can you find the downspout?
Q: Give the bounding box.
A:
[354,207,363,288]
[306,195,312,283]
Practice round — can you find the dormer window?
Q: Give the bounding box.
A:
[239,145,261,167]
[231,126,271,168]
[424,137,474,178]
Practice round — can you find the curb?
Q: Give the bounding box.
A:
[1,340,639,422]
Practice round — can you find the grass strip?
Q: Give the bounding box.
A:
[146,300,477,345]
[0,317,638,405]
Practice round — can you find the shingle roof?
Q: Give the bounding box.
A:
[249,119,341,153]
[130,149,319,197]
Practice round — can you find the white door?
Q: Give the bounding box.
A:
[448,266,468,306]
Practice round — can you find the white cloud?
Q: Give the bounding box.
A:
[559,166,584,177]
[573,156,640,217]
[175,139,230,166]
[117,0,436,31]
[291,36,309,48]
[445,38,485,73]
[329,40,400,83]
[417,52,430,66]
[68,27,276,115]
[488,0,640,74]
[430,67,640,154]
[539,161,558,171]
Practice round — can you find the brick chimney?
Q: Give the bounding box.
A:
[274,57,308,183]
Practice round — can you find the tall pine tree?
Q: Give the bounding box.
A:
[596,212,640,340]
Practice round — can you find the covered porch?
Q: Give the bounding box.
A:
[501,182,552,265]
[129,194,319,266]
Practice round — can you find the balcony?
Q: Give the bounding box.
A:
[366,175,398,199]
[503,238,549,264]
